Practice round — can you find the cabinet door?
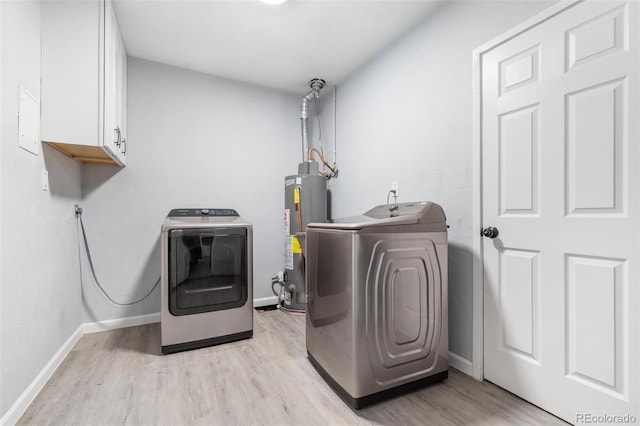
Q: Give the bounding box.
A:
[117,29,128,165]
[41,0,102,147]
[103,0,121,163]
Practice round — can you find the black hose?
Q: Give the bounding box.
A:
[271,280,282,298]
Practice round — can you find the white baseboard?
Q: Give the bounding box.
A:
[253,296,278,307]
[3,314,160,425]
[449,351,473,376]
[82,312,160,334]
[1,325,83,426]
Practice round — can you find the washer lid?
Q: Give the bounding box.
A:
[307,201,447,231]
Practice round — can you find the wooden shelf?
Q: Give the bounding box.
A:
[43,141,122,166]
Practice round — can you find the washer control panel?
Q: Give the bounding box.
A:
[168,208,239,217]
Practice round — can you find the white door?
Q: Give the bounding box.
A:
[481,1,639,423]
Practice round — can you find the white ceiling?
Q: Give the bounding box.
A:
[113,0,443,94]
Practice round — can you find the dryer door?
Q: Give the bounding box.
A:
[168,227,248,315]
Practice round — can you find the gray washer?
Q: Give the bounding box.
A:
[305,201,448,408]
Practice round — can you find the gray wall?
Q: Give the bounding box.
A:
[328,0,554,361]
[79,58,301,322]
[0,0,83,417]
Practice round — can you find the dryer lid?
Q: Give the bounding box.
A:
[162,208,251,230]
[167,208,239,218]
[308,201,447,230]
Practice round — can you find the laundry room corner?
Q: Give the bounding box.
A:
[78,58,302,325]
[7,0,636,423]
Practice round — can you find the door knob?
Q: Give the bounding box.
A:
[481,226,499,239]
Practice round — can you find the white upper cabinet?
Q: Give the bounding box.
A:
[42,0,127,167]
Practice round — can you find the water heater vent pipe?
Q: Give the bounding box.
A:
[301,78,325,162]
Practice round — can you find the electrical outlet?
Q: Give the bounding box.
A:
[42,169,49,191]
[391,181,399,196]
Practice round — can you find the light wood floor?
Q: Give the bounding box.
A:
[19,309,565,425]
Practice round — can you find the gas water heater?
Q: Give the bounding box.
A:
[273,78,329,311]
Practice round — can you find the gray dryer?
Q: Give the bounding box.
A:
[161,208,253,354]
[305,201,448,408]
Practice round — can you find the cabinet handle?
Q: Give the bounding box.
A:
[121,138,126,155]
[114,127,121,147]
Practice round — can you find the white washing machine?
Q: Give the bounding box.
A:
[305,201,448,408]
[161,208,253,354]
